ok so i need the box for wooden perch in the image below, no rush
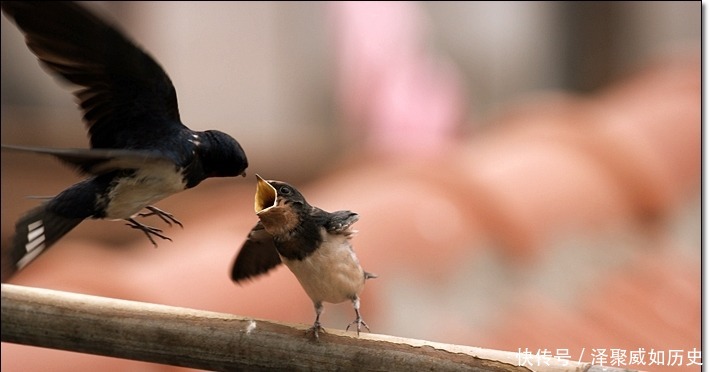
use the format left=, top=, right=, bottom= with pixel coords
left=2, top=284, right=632, bottom=371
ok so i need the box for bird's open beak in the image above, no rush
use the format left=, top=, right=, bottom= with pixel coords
left=254, top=174, right=277, bottom=214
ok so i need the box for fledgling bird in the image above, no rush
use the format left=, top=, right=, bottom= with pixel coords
left=1, top=1, right=249, bottom=282
left=232, top=175, right=377, bottom=340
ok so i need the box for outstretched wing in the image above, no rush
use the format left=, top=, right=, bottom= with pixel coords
left=231, top=222, right=283, bottom=283
left=1, top=1, right=184, bottom=149
left=2, top=144, right=176, bottom=175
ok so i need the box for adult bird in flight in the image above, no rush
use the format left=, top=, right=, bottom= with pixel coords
left=1, top=1, right=249, bottom=281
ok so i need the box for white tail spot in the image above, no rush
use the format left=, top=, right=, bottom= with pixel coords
left=17, top=220, right=47, bottom=269
left=17, top=243, right=45, bottom=270
left=28, top=220, right=43, bottom=230
left=27, top=225, right=45, bottom=244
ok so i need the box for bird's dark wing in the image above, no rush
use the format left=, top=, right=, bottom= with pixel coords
left=231, top=222, right=283, bottom=283
left=2, top=203, right=83, bottom=282
left=1, top=1, right=183, bottom=149
left=1, top=144, right=176, bottom=175
left=324, top=210, right=359, bottom=234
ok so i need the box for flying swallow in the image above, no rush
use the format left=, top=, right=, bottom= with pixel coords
left=1, top=1, right=249, bottom=281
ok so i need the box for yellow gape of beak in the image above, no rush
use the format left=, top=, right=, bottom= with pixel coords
left=254, top=174, right=277, bottom=214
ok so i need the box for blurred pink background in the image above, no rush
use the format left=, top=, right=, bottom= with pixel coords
left=1, top=2, right=700, bottom=371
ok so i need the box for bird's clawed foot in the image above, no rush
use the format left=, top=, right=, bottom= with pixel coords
left=139, top=206, right=183, bottom=228
left=125, top=218, right=172, bottom=247
left=345, top=316, right=371, bottom=336
left=306, top=321, right=326, bottom=340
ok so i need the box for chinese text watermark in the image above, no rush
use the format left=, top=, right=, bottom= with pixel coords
left=517, top=347, right=702, bottom=368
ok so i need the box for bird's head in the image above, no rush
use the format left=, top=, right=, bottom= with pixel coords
left=254, top=174, right=306, bottom=236
left=198, top=130, right=248, bottom=178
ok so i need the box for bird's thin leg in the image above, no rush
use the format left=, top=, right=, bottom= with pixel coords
left=306, top=302, right=325, bottom=340
left=345, top=297, right=370, bottom=336
left=138, top=206, right=183, bottom=228
left=125, top=218, right=172, bottom=247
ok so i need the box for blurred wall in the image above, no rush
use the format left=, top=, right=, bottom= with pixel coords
left=1, top=1, right=699, bottom=178
left=0, top=2, right=700, bottom=371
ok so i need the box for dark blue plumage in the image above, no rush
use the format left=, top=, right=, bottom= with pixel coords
left=1, top=2, right=248, bottom=281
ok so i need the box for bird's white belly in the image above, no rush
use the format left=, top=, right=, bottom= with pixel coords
left=282, top=232, right=365, bottom=304
left=104, top=166, right=186, bottom=219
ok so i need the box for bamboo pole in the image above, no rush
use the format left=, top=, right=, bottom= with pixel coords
left=1, top=284, right=631, bottom=371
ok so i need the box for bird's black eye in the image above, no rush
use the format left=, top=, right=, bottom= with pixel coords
left=279, top=186, right=291, bottom=195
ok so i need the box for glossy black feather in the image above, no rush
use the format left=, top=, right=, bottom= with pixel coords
left=231, top=222, right=283, bottom=283
left=1, top=1, right=181, bottom=149
left=1, top=175, right=106, bottom=282
left=1, top=144, right=175, bottom=175
left=1, top=2, right=248, bottom=281
left=2, top=204, right=84, bottom=282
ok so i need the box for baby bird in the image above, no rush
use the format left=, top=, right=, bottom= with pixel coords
left=232, top=175, right=376, bottom=339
